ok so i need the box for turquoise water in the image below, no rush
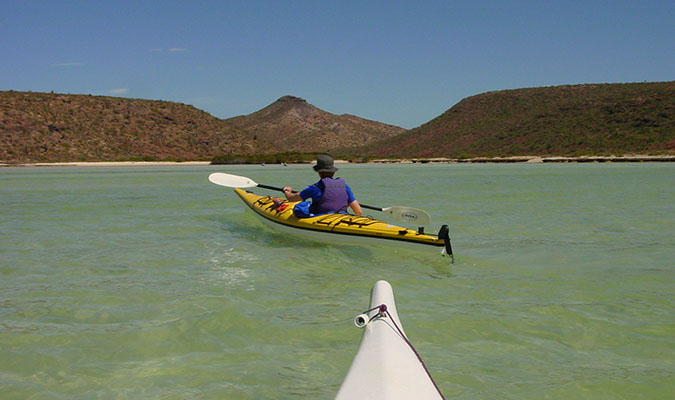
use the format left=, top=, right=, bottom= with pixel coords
left=1, top=163, right=673, bottom=399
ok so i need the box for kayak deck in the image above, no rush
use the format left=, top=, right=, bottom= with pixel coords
left=234, top=188, right=453, bottom=256
left=335, top=280, right=444, bottom=399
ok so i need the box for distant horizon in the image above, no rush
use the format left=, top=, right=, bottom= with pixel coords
left=3, top=1, right=673, bottom=128
left=5, top=78, right=672, bottom=129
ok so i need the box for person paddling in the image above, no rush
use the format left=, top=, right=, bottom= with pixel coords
left=282, top=155, right=362, bottom=216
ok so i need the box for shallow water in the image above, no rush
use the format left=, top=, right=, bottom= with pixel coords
left=1, top=163, right=673, bottom=399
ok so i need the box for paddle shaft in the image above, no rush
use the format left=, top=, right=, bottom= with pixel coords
left=208, top=173, right=429, bottom=223
left=256, top=183, right=382, bottom=211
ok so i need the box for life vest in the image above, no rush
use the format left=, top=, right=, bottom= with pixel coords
left=310, top=177, right=349, bottom=214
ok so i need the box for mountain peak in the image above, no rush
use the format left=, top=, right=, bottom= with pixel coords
left=262, top=95, right=314, bottom=114
left=225, top=96, right=405, bottom=153
left=275, top=95, right=308, bottom=104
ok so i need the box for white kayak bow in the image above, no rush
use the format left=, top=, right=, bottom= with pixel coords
left=208, top=172, right=432, bottom=226
left=336, top=280, right=445, bottom=399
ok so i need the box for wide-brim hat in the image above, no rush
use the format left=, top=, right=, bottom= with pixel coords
left=313, top=155, right=338, bottom=172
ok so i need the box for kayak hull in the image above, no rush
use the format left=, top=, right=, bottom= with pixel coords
left=233, top=188, right=452, bottom=256
left=335, top=280, right=444, bottom=400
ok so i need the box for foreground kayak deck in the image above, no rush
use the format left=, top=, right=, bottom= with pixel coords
left=234, top=188, right=452, bottom=257
left=336, top=280, right=444, bottom=399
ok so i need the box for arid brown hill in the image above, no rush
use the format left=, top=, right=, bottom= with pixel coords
left=0, top=91, right=264, bottom=163
left=362, top=82, right=674, bottom=158
left=224, top=96, right=405, bottom=154
left=1, top=92, right=403, bottom=163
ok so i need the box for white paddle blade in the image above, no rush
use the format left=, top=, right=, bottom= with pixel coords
left=208, top=172, right=258, bottom=188
left=383, top=206, right=432, bottom=226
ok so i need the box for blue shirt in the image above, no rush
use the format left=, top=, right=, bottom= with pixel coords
left=299, top=179, right=356, bottom=204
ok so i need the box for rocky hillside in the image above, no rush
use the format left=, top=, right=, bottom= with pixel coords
left=0, top=91, right=264, bottom=163
left=3, top=82, right=673, bottom=163
left=359, top=82, right=675, bottom=158
left=0, top=92, right=403, bottom=163
left=224, top=96, right=405, bottom=154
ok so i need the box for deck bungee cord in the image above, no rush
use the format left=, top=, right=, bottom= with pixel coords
left=336, top=280, right=445, bottom=399
left=354, top=304, right=446, bottom=400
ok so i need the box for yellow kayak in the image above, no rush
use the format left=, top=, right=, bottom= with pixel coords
left=234, top=188, right=452, bottom=256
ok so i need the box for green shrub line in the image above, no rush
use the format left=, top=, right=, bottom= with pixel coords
left=211, top=152, right=322, bottom=165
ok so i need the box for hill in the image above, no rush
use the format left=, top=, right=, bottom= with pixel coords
left=0, top=91, right=264, bottom=163
left=2, top=83, right=674, bottom=164
left=358, top=82, right=674, bottom=158
left=224, top=95, right=405, bottom=154
left=0, top=92, right=403, bottom=164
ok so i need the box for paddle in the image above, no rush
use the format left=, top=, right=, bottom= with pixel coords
left=208, top=172, right=432, bottom=225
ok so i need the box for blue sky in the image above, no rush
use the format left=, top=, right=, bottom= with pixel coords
left=2, top=1, right=673, bottom=129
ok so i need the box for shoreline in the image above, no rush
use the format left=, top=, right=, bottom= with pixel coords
left=0, top=161, right=213, bottom=168
left=368, top=155, right=675, bottom=164
left=2, top=155, right=674, bottom=168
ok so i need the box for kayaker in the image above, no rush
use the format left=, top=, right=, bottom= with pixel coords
left=282, top=155, right=363, bottom=216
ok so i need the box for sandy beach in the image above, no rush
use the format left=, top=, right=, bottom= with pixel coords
left=2, top=155, right=674, bottom=168
left=368, top=155, right=675, bottom=164
left=1, top=161, right=213, bottom=167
